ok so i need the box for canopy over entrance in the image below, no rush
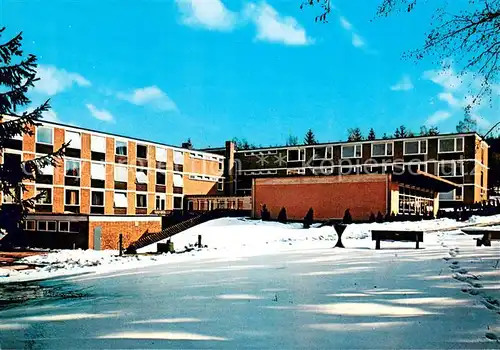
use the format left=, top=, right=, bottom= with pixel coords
left=392, top=170, right=459, bottom=193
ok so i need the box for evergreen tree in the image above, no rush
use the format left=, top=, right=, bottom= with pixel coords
left=286, top=134, right=299, bottom=146
left=367, top=128, right=376, bottom=140
left=304, top=129, right=318, bottom=145
left=347, top=128, right=363, bottom=142
left=456, top=114, right=478, bottom=133
left=394, top=125, right=412, bottom=138
left=0, top=28, right=66, bottom=246
left=382, top=133, right=389, bottom=140
left=420, top=126, right=440, bottom=136
left=232, top=137, right=255, bottom=150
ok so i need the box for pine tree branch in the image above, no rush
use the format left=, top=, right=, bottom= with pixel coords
left=0, top=100, right=50, bottom=144
left=0, top=28, right=23, bottom=65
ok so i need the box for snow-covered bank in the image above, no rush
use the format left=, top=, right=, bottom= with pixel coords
left=1, top=215, right=500, bottom=284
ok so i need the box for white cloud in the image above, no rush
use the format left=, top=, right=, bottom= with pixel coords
left=337, top=15, right=367, bottom=50
left=42, top=110, right=60, bottom=123
left=117, top=86, right=177, bottom=111
left=245, top=2, right=312, bottom=46
left=351, top=33, right=365, bottom=48
left=86, top=104, right=114, bottom=122
left=438, top=92, right=461, bottom=108
left=390, top=75, right=413, bottom=91
left=422, top=67, right=463, bottom=91
left=423, top=63, right=499, bottom=131
left=175, top=0, right=237, bottom=31
left=34, top=65, right=91, bottom=96
left=339, top=16, right=352, bottom=30
left=425, top=110, right=451, bottom=126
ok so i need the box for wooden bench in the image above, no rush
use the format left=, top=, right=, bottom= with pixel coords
left=461, top=228, right=500, bottom=247
left=371, top=230, right=423, bottom=250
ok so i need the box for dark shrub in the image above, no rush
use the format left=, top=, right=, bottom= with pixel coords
left=343, top=209, right=353, bottom=224
left=261, top=205, right=271, bottom=221
left=369, top=212, right=376, bottom=223
left=303, top=207, right=314, bottom=229
left=277, top=207, right=287, bottom=223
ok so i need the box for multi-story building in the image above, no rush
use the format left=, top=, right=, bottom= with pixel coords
left=210, top=132, right=489, bottom=207
left=0, top=117, right=225, bottom=249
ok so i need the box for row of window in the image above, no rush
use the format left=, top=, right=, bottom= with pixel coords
left=19, top=187, right=178, bottom=210
left=24, top=220, right=80, bottom=233
left=34, top=126, right=199, bottom=164
left=278, top=137, right=465, bottom=162
left=32, top=158, right=180, bottom=187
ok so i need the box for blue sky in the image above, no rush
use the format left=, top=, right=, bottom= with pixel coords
left=1, top=0, right=498, bottom=148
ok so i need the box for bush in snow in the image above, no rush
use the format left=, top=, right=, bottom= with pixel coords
left=261, top=205, right=271, bottom=221
left=343, top=209, right=353, bottom=224
left=376, top=211, right=384, bottom=223
left=369, top=212, right=375, bottom=223
left=303, top=208, right=314, bottom=229
left=277, top=207, right=287, bottom=224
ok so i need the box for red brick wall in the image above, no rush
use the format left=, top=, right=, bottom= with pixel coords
left=253, top=174, right=389, bottom=221
left=88, top=218, right=161, bottom=250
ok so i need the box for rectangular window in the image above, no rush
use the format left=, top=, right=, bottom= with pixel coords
left=115, top=140, right=128, bottom=156
left=219, top=161, right=223, bottom=171
left=439, top=190, right=455, bottom=201
left=39, top=162, right=54, bottom=176
left=37, top=221, right=47, bottom=231
left=65, top=131, right=81, bottom=149
left=137, top=144, right=148, bottom=159
left=287, top=148, right=305, bottom=161
left=155, top=194, right=166, bottom=211
left=156, top=147, right=167, bottom=161
left=372, top=143, right=393, bottom=157
left=313, top=147, right=333, bottom=160
left=135, top=168, right=148, bottom=183
left=47, top=221, right=56, bottom=232
left=36, top=187, right=52, bottom=204
left=136, top=193, right=147, bottom=208
left=286, top=168, right=306, bottom=175
left=404, top=140, right=427, bottom=155
left=439, top=162, right=463, bottom=177
left=24, top=220, right=35, bottom=231
left=65, top=160, right=80, bottom=177
left=2, top=191, right=15, bottom=203
left=38, top=221, right=56, bottom=232
left=173, top=173, right=183, bottom=187
left=91, top=163, right=106, bottom=180
left=156, top=171, right=166, bottom=185
left=91, top=191, right=104, bottom=206
left=114, top=192, right=127, bottom=208
left=91, top=135, right=106, bottom=152
left=36, top=127, right=53, bottom=144
left=341, top=145, right=362, bottom=158
left=173, top=151, right=184, bottom=165
left=114, top=166, right=128, bottom=182
left=217, top=178, right=224, bottom=191
left=65, top=189, right=80, bottom=205
left=173, top=196, right=183, bottom=210
left=439, top=137, right=464, bottom=153
left=59, top=221, right=70, bottom=232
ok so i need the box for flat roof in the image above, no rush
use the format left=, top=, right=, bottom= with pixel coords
left=202, top=132, right=484, bottom=153
left=2, top=115, right=224, bottom=159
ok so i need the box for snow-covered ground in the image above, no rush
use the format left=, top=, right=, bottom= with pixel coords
left=0, top=217, right=498, bottom=348
left=1, top=215, right=500, bottom=284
